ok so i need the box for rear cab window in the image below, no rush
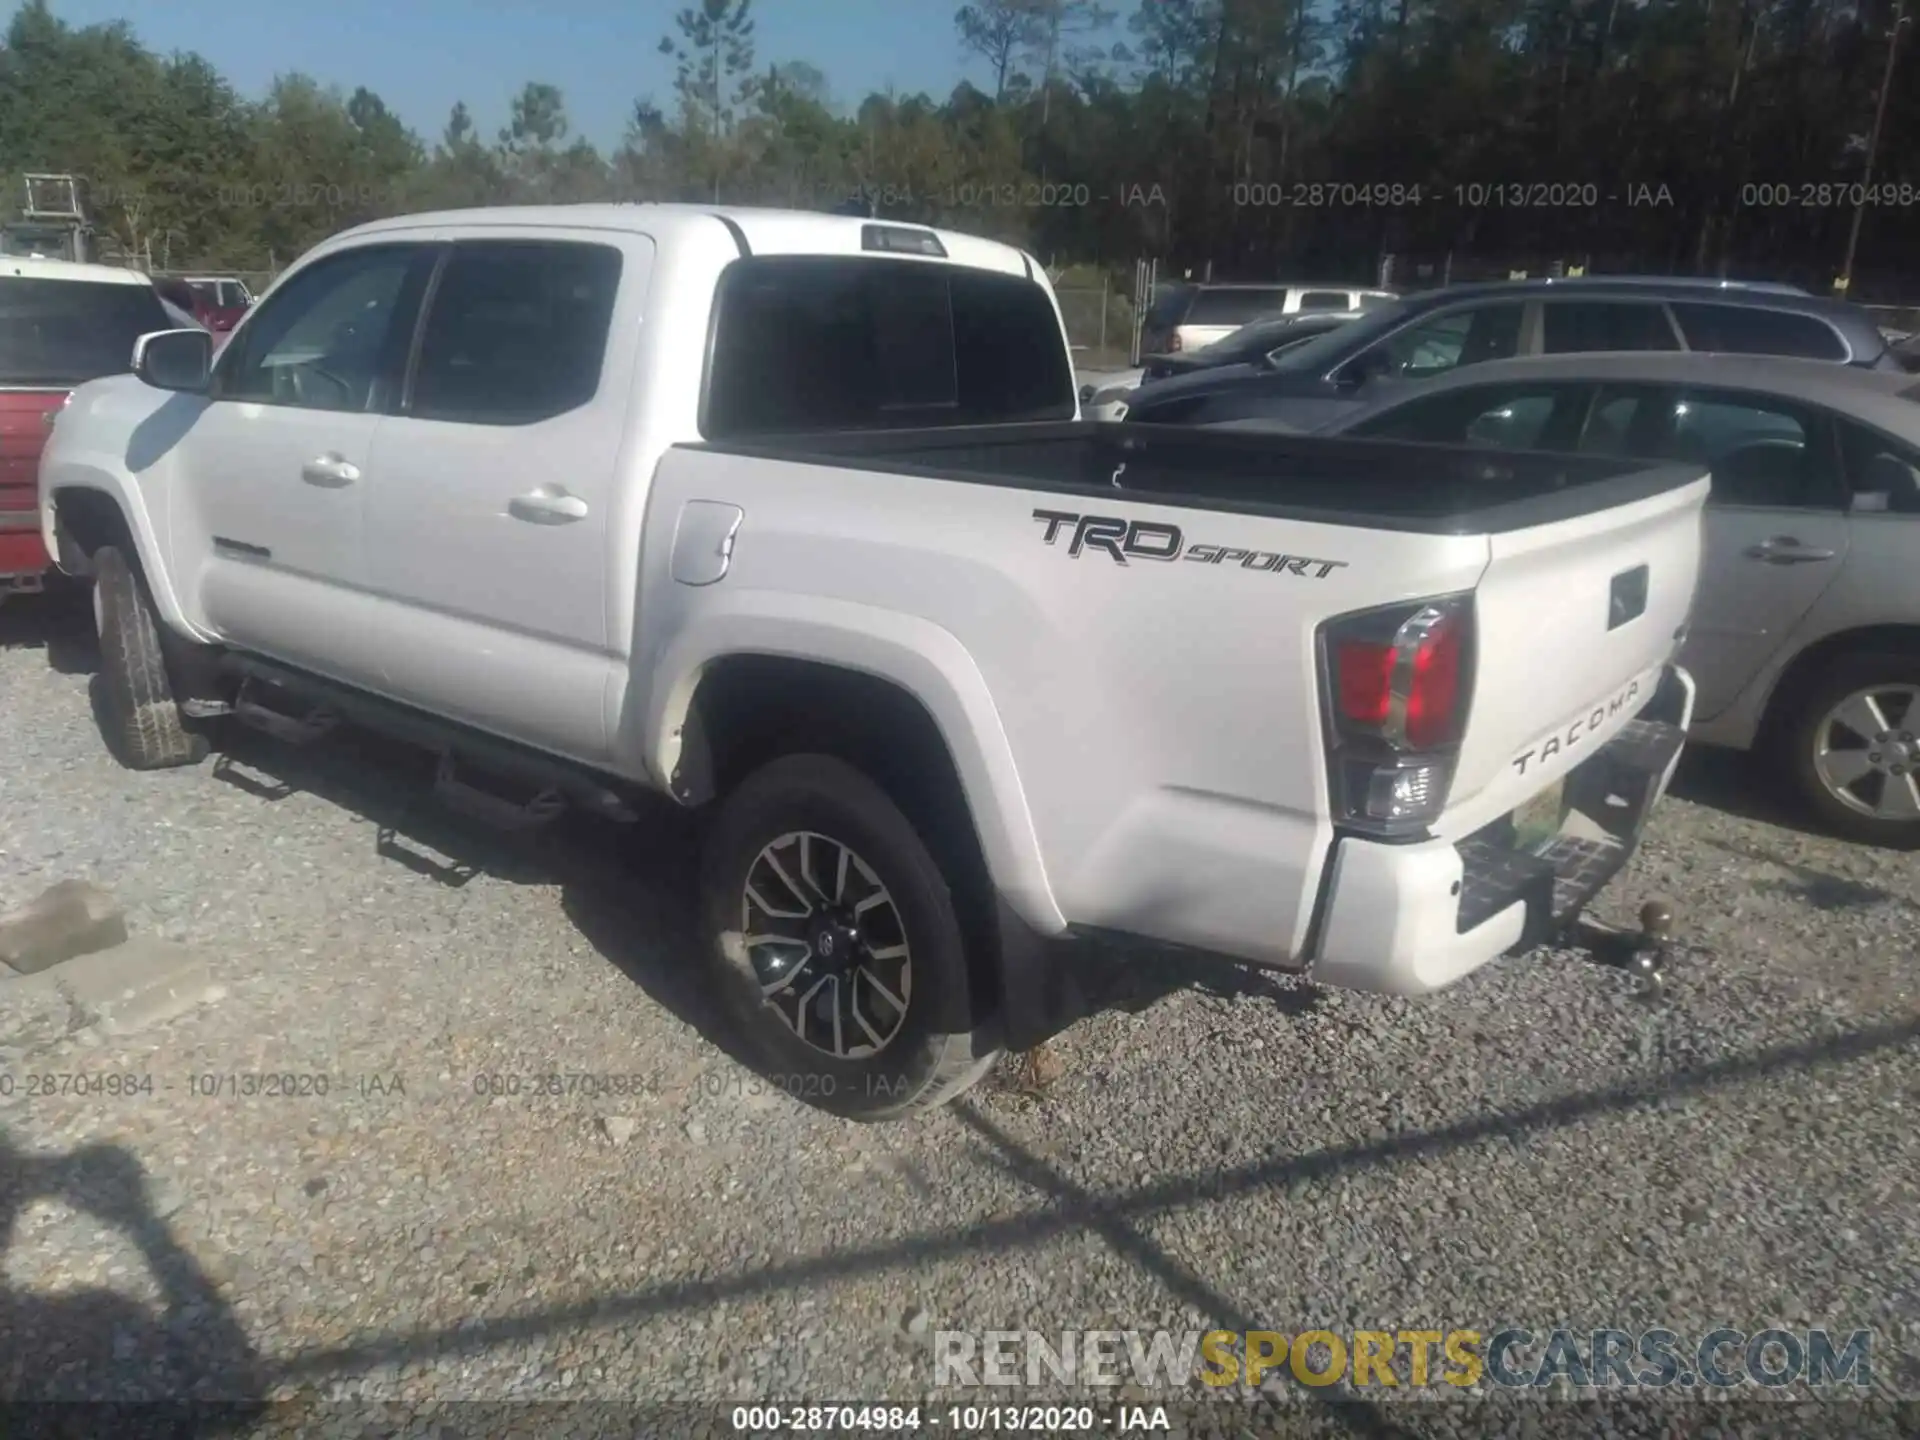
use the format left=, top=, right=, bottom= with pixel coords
left=1669, top=303, right=1849, bottom=361
left=1295, top=290, right=1354, bottom=311
left=0, top=274, right=171, bottom=387
left=1540, top=301, right=1679, bottom=354
left=702, top=256, right=1075, bottom=437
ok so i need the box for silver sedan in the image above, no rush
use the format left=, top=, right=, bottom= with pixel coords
left=1248, top=352, right=1920, bottom=846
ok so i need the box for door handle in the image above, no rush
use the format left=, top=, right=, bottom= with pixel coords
left=301, top=455, right=360, bottom=487
left=508, top=488, right=589, bottom=524
left=1743, top=535, right=1836, bottom=564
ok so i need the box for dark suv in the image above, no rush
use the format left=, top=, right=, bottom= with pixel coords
left=1122, top=277, right=1898, bottom=429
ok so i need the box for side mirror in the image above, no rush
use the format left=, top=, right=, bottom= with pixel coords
left=133, top=328, right=214, bottom=394
left=1080, top=383, right=1096, bottom=404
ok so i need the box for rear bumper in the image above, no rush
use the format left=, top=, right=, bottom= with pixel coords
left=1310, top=664, right=1695, bottom=996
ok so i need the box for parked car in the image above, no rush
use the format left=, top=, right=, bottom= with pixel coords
left=1284, top=351, right=1920, bottom=846
left=42, top=204, right=1705, bottom=1117
left=1122, top=277, right=1902, bottom=430
left=1139, top=282, right=1394, bottom=355
left=0, top=255, right=173, bottom=602
left=1081, top=312, right=1364, bottom=420
left=180, top=275, right=253, bottom=333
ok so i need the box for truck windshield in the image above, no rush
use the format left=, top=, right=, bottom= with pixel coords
left=0, top=276, right=172, bottom=387
left=702, top=256, right=1077, bottom=437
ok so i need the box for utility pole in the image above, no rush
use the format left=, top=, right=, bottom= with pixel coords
left=1836, top=0, right=1910, bottom=296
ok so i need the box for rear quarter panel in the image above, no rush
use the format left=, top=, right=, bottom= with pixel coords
left=632, top=447, right=1490, bottom=960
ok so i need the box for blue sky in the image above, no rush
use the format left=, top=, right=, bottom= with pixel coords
left=46, top=0, right=1009, bottom=151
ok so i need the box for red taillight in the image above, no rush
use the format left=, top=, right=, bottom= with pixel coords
left=1404, top=613, right=1463, bottom=749
left=1320, top=597, right=1474, bottom=835
left=1335, top=639, right=1393, bottom=726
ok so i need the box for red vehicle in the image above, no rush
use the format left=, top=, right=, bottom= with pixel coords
left=178, top=275, right=253, bottom=333
left=1, top=256, right=174, bottom=598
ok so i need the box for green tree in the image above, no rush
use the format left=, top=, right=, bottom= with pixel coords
left=659, top=0, right=757, bottom=199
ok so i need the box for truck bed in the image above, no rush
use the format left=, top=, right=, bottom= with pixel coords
left=691, top=420, right=1702, bottom=536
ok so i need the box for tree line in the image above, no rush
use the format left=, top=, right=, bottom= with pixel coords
left=2, top=0, right=1916, bottom=298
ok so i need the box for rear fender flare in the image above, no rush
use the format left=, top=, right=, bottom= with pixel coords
left=636, top=592, right=1066, bottom=936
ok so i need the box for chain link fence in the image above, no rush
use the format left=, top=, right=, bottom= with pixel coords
left=1053, top=284, right=1139, bottom=373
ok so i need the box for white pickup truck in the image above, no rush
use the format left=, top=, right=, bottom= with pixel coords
left=40, top=205, right=1706, bottom=1119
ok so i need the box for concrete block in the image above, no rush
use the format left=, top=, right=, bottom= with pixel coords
left=4, top=938, right=222, bottom=1037
left=0, top=879, right=128, bottom=976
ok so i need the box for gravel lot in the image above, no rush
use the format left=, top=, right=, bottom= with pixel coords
left=2, top=591, right=1917, bottom=1438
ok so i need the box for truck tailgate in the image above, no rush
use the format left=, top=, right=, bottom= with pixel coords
left=1441, top=468, right=1708, bottom=837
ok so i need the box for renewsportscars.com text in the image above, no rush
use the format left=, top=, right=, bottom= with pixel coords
left=933, top=1327, right=1874, bottom=1391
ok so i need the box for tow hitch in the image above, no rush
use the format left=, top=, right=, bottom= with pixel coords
left=1568, top=899, right=1675, bottom=999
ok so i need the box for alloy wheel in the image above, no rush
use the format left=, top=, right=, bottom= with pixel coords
left=738, top=830, right=913, bottom=1059
left=1811, top=683, right=1920, bottom=822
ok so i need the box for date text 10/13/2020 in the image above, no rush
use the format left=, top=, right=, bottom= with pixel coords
left=729, top=1405, right=1173, bottom=1433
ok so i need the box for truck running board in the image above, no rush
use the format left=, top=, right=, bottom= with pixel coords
left=432, top=754, right=567, bottom=832
left=231, top=678, right=339, bottom=745
left=216, top=655, right=643, bottom=828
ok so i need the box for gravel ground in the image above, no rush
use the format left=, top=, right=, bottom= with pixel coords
left=1, top=591, right=1917, bottom=1439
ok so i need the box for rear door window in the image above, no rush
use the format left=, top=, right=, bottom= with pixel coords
left=703, top=256, right=1075, bottom=437
left=1574, top=385, right=1674, bottom=456
left=1836, top=419, right=1920, bottom=513
left=1652, top=391, right=1842, bottom=507
left=408, top=240, right=623, bottom=425
left=1669, top=303, right=1849, bottom=361
left=1185, top=288, right=1289, bottom=326
left=0, top=277, right=172, bottom=387
left=1540, top=301, right=1679, bottom=354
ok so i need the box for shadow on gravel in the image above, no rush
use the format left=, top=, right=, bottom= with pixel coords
left=260, top=1014, right=1920, bottom=1426
left=0, top=587, right=97, bottom=676
left=192, top=718, right=1328, bottom=1073
left=1663, top=745, right=1857, bottom=847
left=1701, top=836, right=1920, bottom=915
left=0, top=1129, right=263, bottom=1435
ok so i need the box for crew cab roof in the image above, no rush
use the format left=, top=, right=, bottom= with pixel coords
left=329, top=203, right=1037, bottom=279
left=1, top=256, right=152, bottom=286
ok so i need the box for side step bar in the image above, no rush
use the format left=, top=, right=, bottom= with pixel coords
left=232, top=677, right=338, bottom=745
left=217, top=656, right=641, bottom=829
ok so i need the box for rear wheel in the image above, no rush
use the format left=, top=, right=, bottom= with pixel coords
left=1781, top=653, right=1920, bottom=849
left=698, top=754, right=1001, bottom=1121
left=92, top=544, right=209, bottom=770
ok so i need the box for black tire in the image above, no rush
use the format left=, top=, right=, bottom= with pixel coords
left=93, top=544, right=209, bottom=770
left=1778, top=651, right=1920, bottom=850
left=698, top=753, right=1002, bottom=1121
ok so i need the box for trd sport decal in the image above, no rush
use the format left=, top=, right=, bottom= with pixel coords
left=1031, top=509, right=1348, bottom=579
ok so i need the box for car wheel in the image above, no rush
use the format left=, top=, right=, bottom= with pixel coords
left=1782, top=653, right=1920, bottom=849
left=92, top=544, right=209, bottom=771
left=699, top=753, right=1002, bottom=1121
